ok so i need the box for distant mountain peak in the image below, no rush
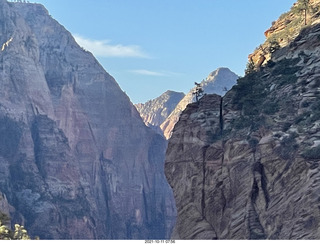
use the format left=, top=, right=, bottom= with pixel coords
left=206, top=67, right=231, bottom=79
left=198, top=67, right=239, bottom=96
left=135, top=91, right=185, bottom=136
left=160, top=67, right=239, bottom=139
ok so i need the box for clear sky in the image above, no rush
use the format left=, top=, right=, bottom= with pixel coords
left=29, top=0, right=296, bottom=104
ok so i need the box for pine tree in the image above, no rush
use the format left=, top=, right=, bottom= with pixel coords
left=245, top=58, right=256, bottom=75
left=193, top=82, right=204, bottom=103
left=292, top=0, right=311, bottom=25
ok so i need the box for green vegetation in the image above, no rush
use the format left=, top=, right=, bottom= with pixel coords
left=192, top=82, right=204, bottom=103
left=294, top=111, right=312, bottom=125
left=267, top=17, right=302, bottom=46
left=245, top=59, right=256, bottom=75
left=292, top=0, right=312, bottom=26
left=233, top=58, right=299, bottom=121
left=234, top=58, right=299, bottom=116
left=294, top=100, right=320, bottom=126
left=267, top=60, right=276, bottom=68
left=272, top=58, right=299, bottom=86
left=311, top=79, right=320, bottom=88
left=248, top=137, right=259, bottom=149
left=233, top=72, right=267, bottom=115
left=282, top=122, right=292, bottom=132
left=302, top=145, right=320, bottom=159
left=268, top=39, right=280, bottom=54
left=0, top=211, right=35, bottom=240
left=301, top=100, right=311, bottom=108
left=263, top=101, right=280, bottom=115
left=277, top=132, right=299, bottom=160
left=272, top=58, right=300, bottom=75
left=231, top=114, right=267, bottom=132
left=230, top=55, right=303, bottom=136
left=266, top=0, right=320, bottom=50
left=232, top=116, right=253, bottom=130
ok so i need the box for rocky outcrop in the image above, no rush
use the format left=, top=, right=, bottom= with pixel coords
left=161, top=68, right=238, bottom=139
left=0, top=192, right=11, bottom=225
left=135, top=90, right=185, bottom=136
left=249, top=0, right=320, bottom=68
left=0, top=1, right=175, bottom=239
left=165, top=17, right=320, bottom=240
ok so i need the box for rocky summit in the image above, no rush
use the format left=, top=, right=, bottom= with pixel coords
left=161, top=68, right=238, bottom=139
left=165, top=0, right=320, bottom=240
left=135, top=90, right=185, bottom=136
left=0, top=0, right=175, bottom=239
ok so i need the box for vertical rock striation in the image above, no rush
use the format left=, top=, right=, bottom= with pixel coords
left=0, top=1, right=175, bottom=239
left=165, top=21, right=320, bottom=240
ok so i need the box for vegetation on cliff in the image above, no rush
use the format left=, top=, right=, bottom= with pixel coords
left=0, top=211, right=35, bottom=240
left=249, top=0, right=320, bottom=69
left=165, top=1, right=320, bottom=239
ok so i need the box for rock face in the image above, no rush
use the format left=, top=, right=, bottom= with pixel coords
left=0, top=191, right=11, bottom=226
left=161, top=68, right=238, bottom=139
left=135, top=90, right=185, bottom=136
left=0, top=1, right=175, bottom=239
left=165, top=18, right=320, bottom=239
left=249, top=0, right=320, bottom=68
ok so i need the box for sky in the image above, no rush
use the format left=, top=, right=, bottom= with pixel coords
left=29, top=0, right=297, bottom=104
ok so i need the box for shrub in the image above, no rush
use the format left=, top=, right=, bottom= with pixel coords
left=267, top=60, right=276, bottom=68
left=232, top=72, right=267, bottom=115
left=248, top=137, right=259, bottom=149
left=268, top=39, right=280, bottom=53
left=301, top=100, right=311, bottom=108
left=295, top=111, right=311, bottom=124
left=273, top=58, right=300, bottom=74
left=308, top=112, right=320, bottom=123
left=277, top=133, right=299, bottom=159
left=310, top=100, right=320, bottom=111
left=311, top=79, right=320, bottom=88
left=0, top=212, right=36, bottom=240
left=282, top=122, right=292, bottom=132
left=245, top=59, right=256, bottom=75
left=263, top=101, right=280, bottom=115
left=270, top=58, right=300, bottom=86
left=232, top=116, right=253, bottom=130
left=302, top=145, right=320, bottom=159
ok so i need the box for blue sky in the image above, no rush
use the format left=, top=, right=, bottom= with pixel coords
left=30, top=0, right=296, bottom=103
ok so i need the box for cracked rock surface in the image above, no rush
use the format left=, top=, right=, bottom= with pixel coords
left=165, top=23, right=320, bottom=239
left=0, top=0, right=175, bottom=239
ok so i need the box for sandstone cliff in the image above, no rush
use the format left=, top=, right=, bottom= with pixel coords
left=0, top=0, right=175, bottom=239
left=165, top=6, right=320, bottom=240
left=249, top=0, right=320, bottom=68
left=161, top=68, right=238, bottom=139
left=135, top=90, right=185, bottom=136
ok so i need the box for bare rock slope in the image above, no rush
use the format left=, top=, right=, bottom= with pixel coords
left=0, top=0, right=175, bottom=239
left=135, top=90, right=185, bottom=136
left=165, top=8, right=320, bottom=240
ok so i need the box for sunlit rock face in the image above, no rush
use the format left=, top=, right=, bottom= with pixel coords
left=0, top=0, right=175, bottom=239
left=135, top=90, right=185, bottom=136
